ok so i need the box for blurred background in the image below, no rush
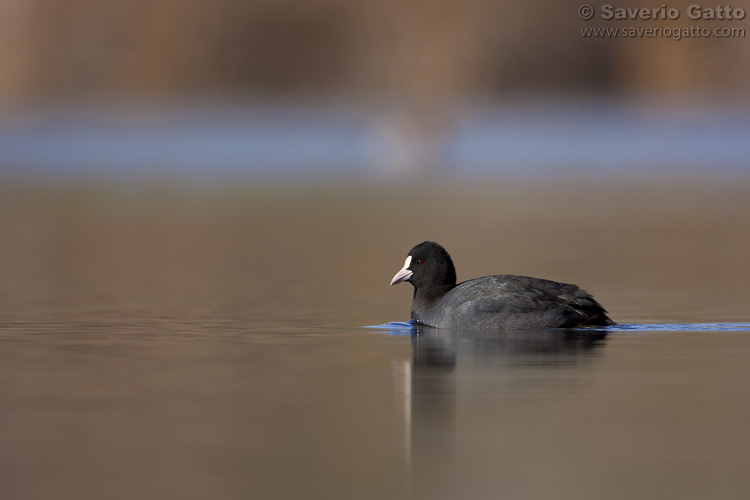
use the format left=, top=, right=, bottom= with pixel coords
left=0, top=0, right=748, bottom=179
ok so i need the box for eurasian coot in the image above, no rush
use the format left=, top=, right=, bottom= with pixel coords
left=390, top=241, right=614, bottom=329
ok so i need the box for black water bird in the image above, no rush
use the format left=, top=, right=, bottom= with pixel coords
left=390, top=241, right=614, bottom=329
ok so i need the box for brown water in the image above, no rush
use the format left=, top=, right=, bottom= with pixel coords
left=1, top=181, right=750, bottom=500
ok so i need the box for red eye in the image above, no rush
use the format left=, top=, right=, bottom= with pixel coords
left=417, top=259, right=424, bottom=264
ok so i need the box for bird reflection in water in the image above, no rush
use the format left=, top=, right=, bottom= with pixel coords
left=412, top=327, right=607, bottom=367
left=393, top=327, right=607, bottom=497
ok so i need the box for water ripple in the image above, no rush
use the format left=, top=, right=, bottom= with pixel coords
left=364, top=321, right=750, bottom=334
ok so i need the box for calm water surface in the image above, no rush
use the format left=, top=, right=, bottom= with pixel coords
left=1, top=182, right=749, bottom=500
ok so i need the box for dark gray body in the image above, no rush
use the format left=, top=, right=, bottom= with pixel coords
left=411, top=275, right=613, bottom=330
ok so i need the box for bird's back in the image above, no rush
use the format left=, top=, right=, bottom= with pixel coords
left=413, top=275, right=613, bottom=330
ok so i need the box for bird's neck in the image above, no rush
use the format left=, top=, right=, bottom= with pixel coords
left=413, top=283, right=453, bottom=305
